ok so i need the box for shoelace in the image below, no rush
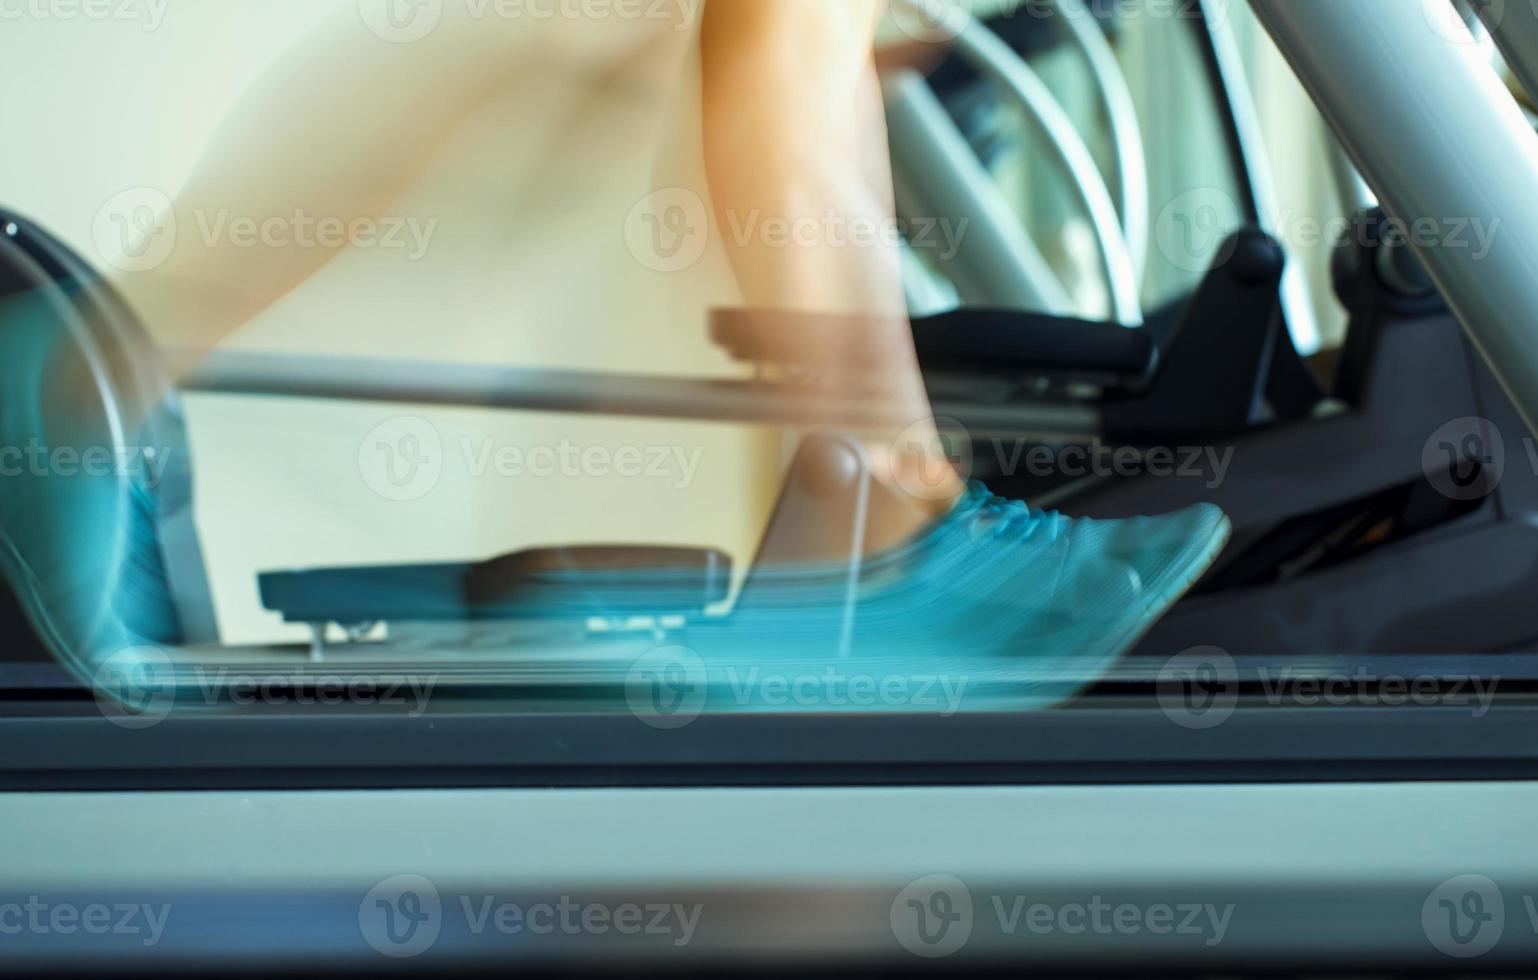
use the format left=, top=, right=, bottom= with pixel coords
left=966, top=486, right=1067, bottom=547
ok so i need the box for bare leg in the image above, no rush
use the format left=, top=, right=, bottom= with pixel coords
left=114, top=6, right=665, bottom=357
left=701, top=0, right=966, bottom=549
left=113, top=1, right=962, bottom=550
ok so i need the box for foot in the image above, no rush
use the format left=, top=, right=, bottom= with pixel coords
left=703, top=483, right=1233, bottom=707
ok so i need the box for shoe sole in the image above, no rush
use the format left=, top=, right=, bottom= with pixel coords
left=1044, top=511, right=1236, bottom=708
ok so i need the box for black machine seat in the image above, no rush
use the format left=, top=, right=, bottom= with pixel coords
left=712, top=306, right=1161, bottom=388
left=711, top=228, right=1325, bottom=443
left=912, top=307, right=1163, bottom=381
left=258, top=546, right=733, bottom=628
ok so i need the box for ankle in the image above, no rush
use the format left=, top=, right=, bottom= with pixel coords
left=860, top=469, right=965, bottom=554
left=873, top=444, right=966, bottom=509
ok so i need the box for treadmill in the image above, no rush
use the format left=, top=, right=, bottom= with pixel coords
left=2, top=0, right=1538, bottom=972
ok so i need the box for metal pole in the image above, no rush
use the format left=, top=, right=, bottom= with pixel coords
left=1201, top=0, right=1323, bottom=354
left=1054, top=0, right=1152, bottom=286
left=1473, top=0, right=1538, bottom=108
left=176, top=349, right=1102, bottom=442
left=920, top=0, right=1145, bottom=325
left=1250, top=0, right=1538, bottom=436
left=885, top=71, right=1074, bottom=314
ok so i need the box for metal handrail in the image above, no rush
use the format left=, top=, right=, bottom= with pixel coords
left=1251, top=0, right=1538, bottom=437
left=895, top=0, right=1144, bottom=325
left=1051, top=0, right=1151, bottom=286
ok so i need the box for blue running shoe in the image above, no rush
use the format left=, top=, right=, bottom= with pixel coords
left=681, top=483, right=1233, bottom=710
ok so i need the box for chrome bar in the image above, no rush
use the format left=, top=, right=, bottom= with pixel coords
left=898, top=241, right=960, bottom=317
left=886, top=71, right=1074, bottom=314
left=1201, top=0, right=1322, bottom=354
left=910, top=0, right=1144, bottom=325
left=1251, top=0, right=1538, bottom=435
left=1474, top=0, right=1538, bottom=107
left=1321, top=122, right=1378, bottom=218
left=1054, top=0, right=1151, bottom=286
left=176, top=349, right=1102, bottom=442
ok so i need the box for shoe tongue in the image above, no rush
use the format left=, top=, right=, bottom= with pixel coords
left=953, top=482, right=1005, bottom=520
left=963, top=483, right=1030, bottom=526
left=861, top=484, right=1002, bottom=575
